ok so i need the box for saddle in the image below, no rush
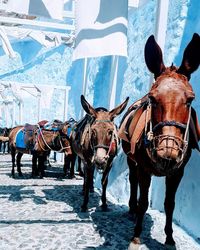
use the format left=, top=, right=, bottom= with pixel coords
left=71, top=114, right=94, bottom=150
left=66, top=118, right=77, bottom=137
left=15, top=124, right=38, bottom=150
left=43, top=120, right=63, bottom=131
left=118, top=95, right=150, bottom=155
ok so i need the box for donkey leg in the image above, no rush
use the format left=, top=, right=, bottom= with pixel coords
left=11, top=148, right=16, bottom=178
left=7, top=142, right=10, bottom=154
left=3, top=142, right=6, bottom=154
left=127, top=157, right=139, bottom=216
left=81, top=167, right=92, bottom=212
left=78, top=157, right=84, bottom=177
left=164, top=168, right=184, bottom=246
left=38, top=155, right=45, bottom=178
left=69, top=153, right=76, bottom=178
left=101, top=166, right=111, bottom=211
left=16, top=152, right=23, bottom=176
left=89, top=166, right=95, bottom=193
left=132, top=168, right=151, bottom=243
left=31, top=153, right=38, bottom=177
left=63, top=154, right=70, bottom=177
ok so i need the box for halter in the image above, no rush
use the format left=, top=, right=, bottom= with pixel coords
left=91, top=119, right=119, bottom=158
left=144, top=99, right=191, bottom=167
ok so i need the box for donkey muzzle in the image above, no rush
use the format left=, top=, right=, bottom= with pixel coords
left=93, top=148, right=108, bottom=170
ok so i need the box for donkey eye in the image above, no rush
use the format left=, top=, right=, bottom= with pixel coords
left=186, top=102, right=191, bottom=107
left=149, top=96, right=157, bottom=106
left=107, top=130, right=113, bottom=137
left=92, top=129, right=97, bottom=137
left=186, top=97, right=194, bottom=107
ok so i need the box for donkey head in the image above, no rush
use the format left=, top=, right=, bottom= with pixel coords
left=144, top=33, right=200, bottom=170
left=81, top=95, right=129, bottom=172
left=58, top=122, right=72, bottom=155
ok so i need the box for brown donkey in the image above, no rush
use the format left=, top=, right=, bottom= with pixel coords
left=9, top=121, right=72, bottom=178
left=119, top=33, right=200, bottom=247
left=72, top=95, right=129, bottom=212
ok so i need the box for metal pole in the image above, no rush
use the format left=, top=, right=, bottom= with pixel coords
left=63, top=86, right=71, bottom=122
left=149, top=0, right=169, bottom=89
left=109, top=56, right=119, bottom=110
left=19, top=102, right=23, bottom=125
left=4, top=102, right=8, bottom=127
left=81, top=58, right=88, bottom=118
left=149, top=0, right=170, bottom=205
left=154, top=0, right=169, bottom=51
left=12, top=101, right=15, bottom=127
left=37, top=94, right=41, bottom=122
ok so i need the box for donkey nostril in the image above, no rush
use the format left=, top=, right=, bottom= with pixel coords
left=104, top=155, right=109, bottom=160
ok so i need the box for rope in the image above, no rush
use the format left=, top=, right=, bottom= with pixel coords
left=37, top=124, right=53, bottom=151
left=37, top=124, right=71, bottom=152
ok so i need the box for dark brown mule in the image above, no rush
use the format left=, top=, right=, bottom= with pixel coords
left=63, top=118, right=84, bottom=178
left=9, top=120, right=72, bottom=178
left=119, top=33, right=200, bottom=247
left=72, top=95, right=129, bottom=212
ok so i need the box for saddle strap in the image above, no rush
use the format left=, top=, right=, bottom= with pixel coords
left=130, top=107, right=151, bottom=154
left=81, top=123, right=91, bottom=146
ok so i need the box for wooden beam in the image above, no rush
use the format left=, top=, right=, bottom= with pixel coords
left=0, top=16, right=74, bottom=31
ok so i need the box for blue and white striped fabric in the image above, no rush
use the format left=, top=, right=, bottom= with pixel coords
left=73, top=0, right=128, bottom=60
left=6, top=0, right=64, bottom=20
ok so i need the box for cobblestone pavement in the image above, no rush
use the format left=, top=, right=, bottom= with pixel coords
left=0, top=154, right=199, bottom=250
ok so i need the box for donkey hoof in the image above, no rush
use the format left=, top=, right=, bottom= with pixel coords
left=39, top=172, right=45, bottom=178
left=128, top=237, right=141, bottom=250
left=67, top=174, right=75, bottom=179
left=81, top=205, right=87, bottom=212
left=101, top=204, right=108, bottom=212
left=18, top=172, right=23, bottom=177
left=165, top=237, right=176, bottom=247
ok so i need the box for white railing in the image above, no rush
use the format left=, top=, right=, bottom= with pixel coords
left=0, top=81, right=71, bottom=127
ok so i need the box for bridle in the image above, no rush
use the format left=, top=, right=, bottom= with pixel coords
left=91, top=119, right=119, bottom=157
left=144, top=98, right=191, bottom=167
left=36, top=124, right=71, bottom=153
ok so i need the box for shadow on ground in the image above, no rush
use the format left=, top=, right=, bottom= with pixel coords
left=0, top=161, right=169, bottom=249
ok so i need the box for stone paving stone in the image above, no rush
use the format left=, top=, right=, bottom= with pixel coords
left=0, top=154, right=199, bottom=250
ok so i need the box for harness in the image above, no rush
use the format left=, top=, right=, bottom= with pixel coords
left=36, top=124, right=71, bottom=153
left=90, top=119, right=119, bottom=157
left=144, top=100, right=191, bottom=166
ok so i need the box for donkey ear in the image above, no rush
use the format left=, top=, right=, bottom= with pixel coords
left=109, top=97, right=129, bottom=120
left=177, top=33, right=200, bottom=80
left=144, top=35, right=166, bottom=79
left=80, top=95, right=97, bottom=117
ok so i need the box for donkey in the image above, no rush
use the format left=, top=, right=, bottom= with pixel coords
left=9, top=120, right=72, bottom=178
left=119, top=33, right=200, bottom=247
left=63, top=118, right=84, bottom=178
left=72, top=95, right=129, bottom=212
